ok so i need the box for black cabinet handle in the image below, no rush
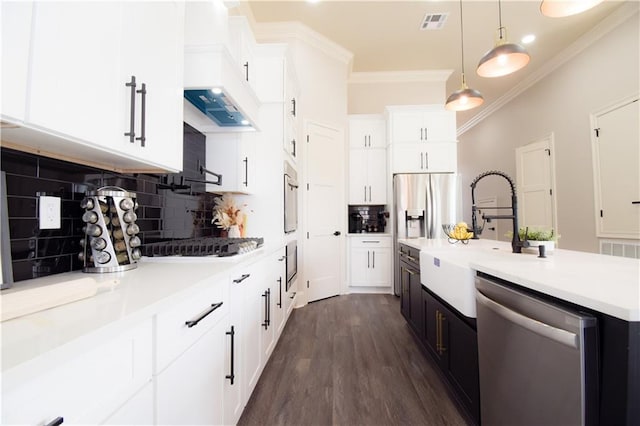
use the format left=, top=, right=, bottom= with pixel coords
left=267, top=288, right=271, bottom=326
left=420, top=152, right=424, bottom=169
left=333, top=231, right=341, bottom=236
left=45, top=417, right=64, bottom=426
left=225, top=326, right=235, bottom=385
left=277, top=277, right=283, bottom=308
left=244, top=61, right=249, bottom=81
left=243, top=157, right=248, bottom=187
left=424, top=152, right=429, bottom=169
left=424, top=127, right=428, bottom=141
left=633, top=201, right=640, bottom=204
left=292, top=139, right=296, bottom=158
left=233, top=273, right=250, bottom=284
left=136, top=83, right=146, bottom=147
left=420, top=127, right=423, bottom=141
left=291, top=98, right=296, bottom=117
left=367, top=251, right=370, bottom=268
left=262, top=290, right=269, bottom=330
left=124, top=76, right=136, bottom=143
left=373, top=250, right=375, bottom=268
left=185, top=302, right=223, bottom=328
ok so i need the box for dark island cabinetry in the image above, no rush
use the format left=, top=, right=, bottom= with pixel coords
left=397, top=243, right=480, bottom=425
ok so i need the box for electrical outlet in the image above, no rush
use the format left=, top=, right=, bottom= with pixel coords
left=39, top=196, right=61, bottom=229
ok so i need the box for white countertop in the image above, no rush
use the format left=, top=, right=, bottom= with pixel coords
left=1, top=244, right=280, bottom=374
left=400, top=238, right=640, bottom=321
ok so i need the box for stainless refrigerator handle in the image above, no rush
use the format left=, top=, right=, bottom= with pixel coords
left=476, top=290, right=578, bottom=348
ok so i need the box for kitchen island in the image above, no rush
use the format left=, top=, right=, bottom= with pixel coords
left=398, top=237, right=640, bottom=425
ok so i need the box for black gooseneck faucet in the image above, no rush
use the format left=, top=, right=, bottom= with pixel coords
left=470, top=170, right=525, bottom=253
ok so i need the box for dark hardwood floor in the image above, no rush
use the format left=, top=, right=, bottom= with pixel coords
left=238, top=294, right=468, bottom=426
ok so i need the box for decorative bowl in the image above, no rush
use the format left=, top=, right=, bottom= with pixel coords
left=442, top=224, right=474, bottom=244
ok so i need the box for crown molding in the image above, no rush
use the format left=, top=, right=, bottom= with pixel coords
left=349, top=70, right=453, bottom=84
left=253, top=21, right=353, bottom=66
left=458, top=1, right=639, bottom=136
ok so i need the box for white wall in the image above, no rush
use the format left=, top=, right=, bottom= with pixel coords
left=348, top=79, right=446, bottom=114
left=458, top=8, right=639, bottom=253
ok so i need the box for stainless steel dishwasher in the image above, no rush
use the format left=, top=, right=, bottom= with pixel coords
left=475, top=274, right=599, bottom=426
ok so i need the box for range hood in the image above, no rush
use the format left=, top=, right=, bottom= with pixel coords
left=183, top=44, right=260, bottom=133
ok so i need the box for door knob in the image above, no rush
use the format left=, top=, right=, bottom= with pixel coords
left=333, top=231, right=341, bottom=236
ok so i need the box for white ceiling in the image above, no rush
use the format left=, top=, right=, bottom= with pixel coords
left=245, top=0, right=627, bottom=125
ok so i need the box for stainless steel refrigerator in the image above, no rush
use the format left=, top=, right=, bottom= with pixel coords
left=393, top=173, right=460, bottom=295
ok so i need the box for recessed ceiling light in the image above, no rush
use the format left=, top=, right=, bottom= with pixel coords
left=241, top=119, right=250, bottom=125
left=211, top=87, right=223, bottom=95
left=521, top=34, right=536, bottom=44
left=306, top=0, right=321, bottom=4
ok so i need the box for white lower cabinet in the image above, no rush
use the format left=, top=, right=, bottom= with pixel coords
left=155, top=320, right=226, bottom=425
left=349, top=236, right=392, bottom=288
left=272, top=249, right=287, bottom=337
left=154, top=277, right=229, bottom=425
left=102, top=381, right=154, bottom=425
left=1, top=319, right=152, bottom=426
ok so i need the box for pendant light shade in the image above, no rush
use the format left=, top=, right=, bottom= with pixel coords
left=445, top=0, right=484, bottom=112
left=476, top=1, right=530, bottom=78
left=540, top=0, right=603, bottom=18
left=445, top=83, right=484, bottom=111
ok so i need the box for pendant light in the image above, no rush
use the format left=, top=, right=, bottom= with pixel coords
left=540, top=0, right=603, bottom=18
left=476, top=0, right=530, bottom=78
left=446, top=0, right=484, bottom=111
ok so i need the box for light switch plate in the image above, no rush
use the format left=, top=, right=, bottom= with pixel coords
left=39, top=196, right=61, bottom=229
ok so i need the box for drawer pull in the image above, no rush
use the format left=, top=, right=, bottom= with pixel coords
left=406, top=255, right=418, bottom=263
left=185, top=302, right=223, bottom=328
left=45, top=417, right=64, bottom=426
left=225, top=326, right=235, bottom=385
left=233, top=274, right=250, bottom=284
left=362, top=240, right=380, bottom=243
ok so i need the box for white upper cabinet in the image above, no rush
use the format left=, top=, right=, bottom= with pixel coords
left=1, top=1, right=184, bottom=173
left=349, top=148, right=387, bottom=205
left=349, top=115, right=386, bottom=148
left=392, top=142, right=457, bottom=174
left=206, top=132, right=256, bottom=194
left=387, top=105, right=456, bottom=143
left=228, top=16, right=257, bottom=91
left=1, top=1, right=33, bottom=123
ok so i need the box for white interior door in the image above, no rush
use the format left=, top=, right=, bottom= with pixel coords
left=516, top=136, right=557, bottom=235
left=592, top=98, right=640, bottom=238
left=305, top=122, right=343, bottom=302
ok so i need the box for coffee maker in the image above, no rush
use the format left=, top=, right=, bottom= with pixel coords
left=349, top=212, right=364, bottom=233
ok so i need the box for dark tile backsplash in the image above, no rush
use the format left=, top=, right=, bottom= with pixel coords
left=1, top=147, right=220, bottom=283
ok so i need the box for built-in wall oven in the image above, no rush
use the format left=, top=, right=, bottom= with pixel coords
left=285, top=240, right=297, bottom=291
left=284, top=162, right=298, bottom=234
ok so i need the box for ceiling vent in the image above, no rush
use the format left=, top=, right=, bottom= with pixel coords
left=420, top=13, right=448, bottom=30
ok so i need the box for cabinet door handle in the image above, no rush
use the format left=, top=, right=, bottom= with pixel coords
left=233, top=273, right=250, bottom=284
left=292, top=139, right=296, bottom=157
left=262, top=290, right=269, bottom=329
left=435, top=311, right=441, bottom=353
left=424, top=152, right=429, bottom=169
left=424, top=127, right=428, bottom=141
left=225, top=326, right=235, bottom=385
left=291, top=98, right=296, bottom=117
left=632, top=201, right=640, bottom=204
left=277, top=277, right=283, bottom=308
left=367, top=251, right=370, bottom=268
left=244, top=61, right=249, bottom=81
left=124, top=76, right=136, bottom=143
left=267, top=288, right=271, bottom=327
left=368, top=186, right=372, bottom=202
left=45, top=417, right=64, bottom=426
left=136, top=83, right=146, bottom=147
left=420, top=127, right=424, bottom=141
left=185, top=302, right=223, bottom=328
left=364, top=135, right=367, bottom=148
left=243, top=157, right=249, bottom=187
left=372, top=250, right=375, bottom=268
left=420, top=152, right=424, bottom=169
left=364, top=186, right=367, bottom=202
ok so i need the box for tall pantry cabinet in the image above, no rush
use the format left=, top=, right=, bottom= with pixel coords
left=348, top=115, right=387, bottom=205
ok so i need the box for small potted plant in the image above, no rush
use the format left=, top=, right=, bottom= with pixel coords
left=518, top=227, right=558, bottom=253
